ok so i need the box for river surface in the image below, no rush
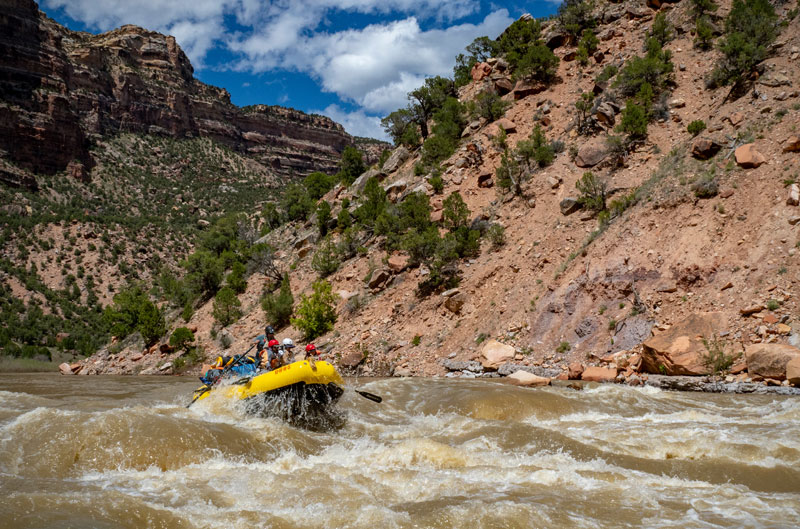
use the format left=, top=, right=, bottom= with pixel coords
left=1, top=374, right=799, bottom=529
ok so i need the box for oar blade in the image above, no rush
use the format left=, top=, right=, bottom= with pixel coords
left=355, top=390, right=382, bottom=403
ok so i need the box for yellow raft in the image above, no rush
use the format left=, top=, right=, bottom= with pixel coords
left=190, top=360, right=345, bottom=425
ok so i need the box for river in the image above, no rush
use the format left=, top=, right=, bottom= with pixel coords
left=1, top=374, right=799, bottom=528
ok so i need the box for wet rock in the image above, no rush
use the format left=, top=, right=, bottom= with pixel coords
left=568, top=362, right=584, bottom=380
left=745, top=343, right=800, bottom=380
left=442, top=359, right=484, bottom=373
left=581, top=366, right=618, bottom=382
left=691, top=137, right=722, bottom=160
left=575, top=138, right=609, bottom=167
left=393, top=366, right=412, bottom=377
left=508, top=370, right=551, bottom=387
left=734, top=143, right=766, bottom=168
left=640, top=312, right=726, bottom=375
left=59, top=362, right=74, bottom=375
left=497, top=364, right=563, bottom=378
left=480, top=340, right=515, bottom=370
left=340, top=350, right=365, bottom=368
left=644, top=374, right=800, bottom=395
left=787, top=357, right=800, bottom=386
left=382, top=146, right=410, bottom=174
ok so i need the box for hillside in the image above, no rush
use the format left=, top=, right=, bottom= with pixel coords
left=3, top=0, right=800, bottom=388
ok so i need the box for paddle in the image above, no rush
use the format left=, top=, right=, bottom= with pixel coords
left=186, top=345, right=256, bottom=408
left=354, top=389, right=382, bottom=403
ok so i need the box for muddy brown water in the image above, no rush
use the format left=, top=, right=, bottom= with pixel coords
left=1, top=374, right=799, bottom=528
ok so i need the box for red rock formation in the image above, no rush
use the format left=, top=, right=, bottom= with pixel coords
left=0, top=0, right=356, bottom=187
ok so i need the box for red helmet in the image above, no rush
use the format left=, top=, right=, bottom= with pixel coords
left=305, top=343, right=317, bottom=352
left=268, top=339, right=280, bottom=347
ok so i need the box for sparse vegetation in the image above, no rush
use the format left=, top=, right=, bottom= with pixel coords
left=701, top=334, right=740, bottom=375
left=291, top=280, right=338, bottom=340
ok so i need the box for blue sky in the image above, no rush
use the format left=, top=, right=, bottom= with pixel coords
left=41, top=0, right=560, bottom=140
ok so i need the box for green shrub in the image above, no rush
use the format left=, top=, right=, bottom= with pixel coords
left=618, top=101, right=649, bottom=139
left=311, top=237, right=341, bottom=277
left=336, top=207, right=352, bottom=231
left=453, top=36, right=498, bottom=87
left=442, top=192, right=470, bottom=231
left=421, top=134, right=457, bottom=168
left=650, top=12, right=672, bottom=46
left=291, top=280, right=338, bottom=340
left=556, top=341, right=571, bottom=353
left=709, top=0, right=777, bottom=87
left=281, top=183, right=314, bottom=222
left=411, top=334, right=421, bottom=346
left=557, top=0, right=596, bottom=38
left=687, top=120, right=707, bottom=136
left=212, top=287, right=242, bottom=327
left=470, top=90, right=511, bottom=122
left=337, top=146, right=366, bottom=185
left=428, top=174, right=444, bottom=194
left=487, top=224, right=506, bottom=249
left=596, top=64, right=618, bottom=84
left=692, top=175, right=719, bottom=198
left=261, top=275, right=294, bottom=329
left=577, top=29, right=599, bottom=66
left=766, top=299, right=780, bottom=311
left=701, top=334, right=739, bottom=375
left=353, top=177, right=387, bottom=228
left=381, top=108, right=421, bottom=147
left=304, top=171, right=336, bottom=200
left=614, top=41, right=673, bottom=98
left=431, top=97, right=467, bottom=142
left=576, top=172, right=608, bottom=213
left=317, top=200, right=332, bottom=236
left=695, top=17, right=715, bottom=50
left=515, top=43, right=560, bottom=82
left=103, top=285, right=166, bottom=345
left=226, top=261, right=247, bottom=294
left=169, top=327, right=195, bottom=351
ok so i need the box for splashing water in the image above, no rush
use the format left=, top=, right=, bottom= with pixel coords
left=1, top=374, right=798, bottom=528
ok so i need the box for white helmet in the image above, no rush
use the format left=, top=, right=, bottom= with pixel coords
left=282, top=338, right=295, bottom=349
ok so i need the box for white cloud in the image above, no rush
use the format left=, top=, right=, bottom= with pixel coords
left=232, top=9, right=513, bottom=113
left=316, top=104, right=388, bottom=141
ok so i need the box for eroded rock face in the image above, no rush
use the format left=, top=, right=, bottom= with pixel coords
left=640, top=312, right=727, bottom=375
left=0, top=0, right=353, bottom=187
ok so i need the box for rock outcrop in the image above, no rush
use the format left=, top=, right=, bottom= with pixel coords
left=0, top=0, right=354, bottom=187
left=640, top=312, right=727, bottom=375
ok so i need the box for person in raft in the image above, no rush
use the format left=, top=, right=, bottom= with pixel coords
left=252, top=325, right=277, bottom=357
left=265, top=339, right=284, bottom=370
left=304, top=343, right=321, bottom=360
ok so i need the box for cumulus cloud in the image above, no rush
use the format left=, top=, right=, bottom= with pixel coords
left=316, top=104, right=388, bottom=141
left=232, top=9, right=513, bottom=113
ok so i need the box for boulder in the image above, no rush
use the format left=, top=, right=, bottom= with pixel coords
left=367, top=269, right=391, bottom=290
left=480, top=340, right=516, bottom=370
left=508, top=370, right=551, bottom=387
left=340, top=350, right=365, bottom=368
left=568, top=362, right=584, bottom=380
left=745, top=344, right=800, bottom=380
left=544, top=30, right=571, bottom=50
left=471, top=62, right=492, bottom=81
left=512, top=80, right=542, bottom=100
left=59, top=362, right=74, bottom=375
left=734, top=144, right=766, bottom=168
left=787, top=356, right=800, bottom=386
left=351, top=168, right=381, bottom=195
left=646, top=0, right=661, bottom=8
left=384, top=179, right=408, bottom=202
left=493, top=77, right=513, bottom=95
left=640, top=312, right=727, bottom=375
left=728, top=112, right=744, bottom=126
left=382, top=146, right=410, bottom=174
left=581, top=366, right=617, bottom=382
left=575, top=138, right=609, bottom=167
left=788, top=184, right=800, bottom=206
left=477, top=173, right=494, bottom=188
left=560, top=197, right=581, bottom=216
left=593, top=50, right=605, bottom=64
left=594, top=102, right=616, bottom=127
left=784, top=136, right=800, bottom=153
left=445, top=292, right=466, bottom=314
left=691, top=137, right=722, bottom=160
left=494, top=118, right=517, bottom=134
left=387, top=253, right=410, bottom=273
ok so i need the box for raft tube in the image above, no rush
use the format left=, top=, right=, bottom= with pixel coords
left=191, top=360, right=345, bottom=421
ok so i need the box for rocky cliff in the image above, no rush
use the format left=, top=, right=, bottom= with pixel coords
left=0, top=0, right=352, bottom=187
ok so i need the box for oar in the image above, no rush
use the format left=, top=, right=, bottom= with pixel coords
left=354, top=389, right=382, bottom=403
left=186, top=345, right=255, bottom=408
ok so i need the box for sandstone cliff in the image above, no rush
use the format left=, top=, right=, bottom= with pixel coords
left=0, top=0, right=353, bottom=187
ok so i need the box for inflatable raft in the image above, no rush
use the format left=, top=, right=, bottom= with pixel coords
left=191, top=360, right=345, bottom=427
